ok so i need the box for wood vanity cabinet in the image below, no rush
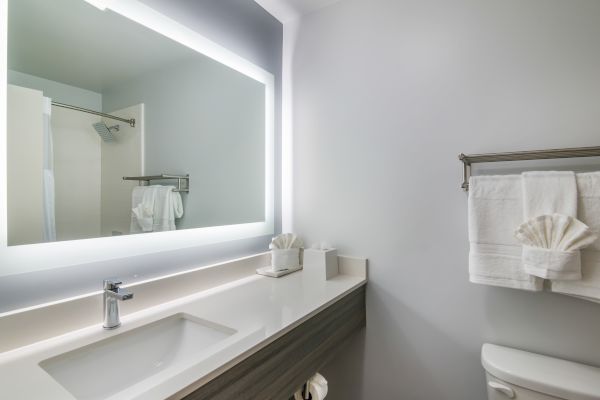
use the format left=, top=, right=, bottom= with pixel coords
left=178, top=285, right=366, bottom=400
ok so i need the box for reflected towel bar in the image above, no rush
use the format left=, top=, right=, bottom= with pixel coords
left=123, top=174, right=190, bottom=193
left=459, top=146, right=600, bottom=191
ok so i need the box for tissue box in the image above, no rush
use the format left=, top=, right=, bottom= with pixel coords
left=303, top=248, right=338, bottom=280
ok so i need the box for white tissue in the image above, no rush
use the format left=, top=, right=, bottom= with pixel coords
left=310, top=242, right=333, bottom=250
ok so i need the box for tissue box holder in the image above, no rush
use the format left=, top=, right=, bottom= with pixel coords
left=303, top=248, right=339, bottom=280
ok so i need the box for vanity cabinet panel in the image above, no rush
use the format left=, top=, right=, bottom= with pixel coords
left=179, top=285, right=366, bottom=400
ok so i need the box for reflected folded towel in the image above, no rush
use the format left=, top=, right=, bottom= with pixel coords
left=130, top=185, right=183, bottom=233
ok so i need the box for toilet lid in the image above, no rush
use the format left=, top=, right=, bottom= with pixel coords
left=482, top=344, right=600, bottom=400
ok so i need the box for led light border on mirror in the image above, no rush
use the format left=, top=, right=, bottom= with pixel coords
left=0, top=0, right=275, bottom=276
left=84, top=0, right=107, bottom=11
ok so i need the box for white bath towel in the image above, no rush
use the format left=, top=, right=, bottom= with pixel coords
left=519, top=171, right=590, bottom=280
left=469, top=172, right=600, bottom=301
left=551, top=173, right=600, bottom=300
left=468, top=175, right=543, bottom=291
left=130, top=185, right=183, bottom=233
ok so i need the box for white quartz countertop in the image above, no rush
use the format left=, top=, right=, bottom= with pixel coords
left=0, top=266, right=366, bottom=399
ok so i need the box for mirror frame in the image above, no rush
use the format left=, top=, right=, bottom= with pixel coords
left=0, top=0, right=275, bottom=275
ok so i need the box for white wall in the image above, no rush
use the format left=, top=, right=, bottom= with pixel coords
left=7, top=73, right=105, bottom=242
left=52, top=106, right=101, bottom=241
left=7, top=81, right=139, bottom=242
left=291, top=0, right=600, bottom=399
left=6, top=85, right=43, bottom=245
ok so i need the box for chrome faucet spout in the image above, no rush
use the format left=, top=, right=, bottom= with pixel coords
left=103, top=279, right=133, bottom=330
left=106, top=288, right=134, bottom=301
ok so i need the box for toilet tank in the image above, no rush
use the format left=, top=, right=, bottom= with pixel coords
left=482, top=344, right=600, bottom=400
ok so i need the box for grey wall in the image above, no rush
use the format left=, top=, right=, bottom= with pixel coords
left=136, top=0, right=283, bottom=231
left=137, top=0, right=283, bottom=231
left=103, top=56, right=266, bottom=229
left=291, top=0, right=600, bottom=399
left=0, top=0, right=282, bottom=312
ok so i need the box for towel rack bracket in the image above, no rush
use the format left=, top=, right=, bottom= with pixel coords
left=122, top=174, right=190, bottom=193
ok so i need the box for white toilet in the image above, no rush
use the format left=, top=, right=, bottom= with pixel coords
left=482, top=344, right=600, bottom=400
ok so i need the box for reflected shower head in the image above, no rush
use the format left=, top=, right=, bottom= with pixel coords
left=92, top=122, right=119, bottom=142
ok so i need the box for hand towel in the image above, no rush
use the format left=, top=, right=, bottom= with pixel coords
left=130, top=186, right=156, bottom=233
left=270, top=233, right=303, bottom=271
left=518, top=171, right=593, bottom=280
left=468, top=175, right=543, bottom=291
left=551, top=172, right=600, bottom=299
left=270, top=233, right=304, bottom=249
left=151, top=186, right=183, bottom=232
left=522, top=171, right=577, bottom=219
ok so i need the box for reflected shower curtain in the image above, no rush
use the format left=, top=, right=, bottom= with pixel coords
left=42, top=97, right=56, bottom=241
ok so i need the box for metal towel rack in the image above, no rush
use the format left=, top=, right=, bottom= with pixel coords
left=123, top=174, right=190, bottom=193
left=459, top=146, right=600, bottom=191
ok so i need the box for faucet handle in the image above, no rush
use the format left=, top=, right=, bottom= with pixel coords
left=103, top=279, right=123, bottom=291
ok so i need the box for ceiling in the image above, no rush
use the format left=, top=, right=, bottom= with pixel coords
left=254, top=0, right=343, bottom=23
left=8, top=0, right=202, bottom=93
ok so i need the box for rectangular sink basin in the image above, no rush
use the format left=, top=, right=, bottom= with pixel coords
left=40, top=313, right=236, bottom=400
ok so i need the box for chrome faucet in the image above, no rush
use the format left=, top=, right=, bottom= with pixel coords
left=103, top=279, right=133, bottom=330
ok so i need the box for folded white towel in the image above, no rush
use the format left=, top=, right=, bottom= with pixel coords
left=551, top=173, right=600, bottom=299
left=270, top=233, right=304, bottom=250
left=519, top=171, right=592, bottom=280
left=468, top=175, right=543, bottom=291
left=515, top=214, right=596, bottom=280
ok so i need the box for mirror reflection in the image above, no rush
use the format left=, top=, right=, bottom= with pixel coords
left=7, top=0, right=267, bottom=246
